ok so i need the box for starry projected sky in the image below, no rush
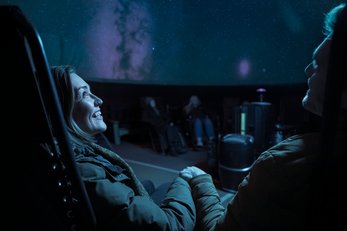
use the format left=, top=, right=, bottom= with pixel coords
left=3, top=0, right=341, bottom=86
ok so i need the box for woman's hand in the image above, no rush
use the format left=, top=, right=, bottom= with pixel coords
left=179, top=166, right=207, bottom=181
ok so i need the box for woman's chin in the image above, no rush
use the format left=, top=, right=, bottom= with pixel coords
left=99, top=123, right=107, bottom=132
left=93, top=122, right=107, bottom=134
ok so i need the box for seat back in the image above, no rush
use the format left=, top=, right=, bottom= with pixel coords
left=1, top=5, right=96, bottom=230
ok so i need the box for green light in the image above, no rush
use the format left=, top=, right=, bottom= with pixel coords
left=241, top=112, right=246, bottom=135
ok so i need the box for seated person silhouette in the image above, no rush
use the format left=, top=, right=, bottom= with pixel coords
left=142, top=97, right=187, bottom=155
left=183, top=95, right=215, bottom=148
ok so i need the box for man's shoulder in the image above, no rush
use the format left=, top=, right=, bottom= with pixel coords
left=257, top=133, right=320, bottom=164
left=270, top=132, right=319, bottom=153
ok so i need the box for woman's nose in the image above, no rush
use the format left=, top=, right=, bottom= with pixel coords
left=94, top=96, right=103, bottom=106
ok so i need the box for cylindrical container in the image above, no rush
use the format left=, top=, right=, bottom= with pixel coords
left=218, top=133, right=255, bottom=192
left=232, top=102, right=274, bottom=155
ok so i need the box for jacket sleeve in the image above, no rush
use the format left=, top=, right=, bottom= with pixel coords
left=189, top=174, right=226, bottom=231
left=77, top=161, right=196, bottom=231
left=189, top=154, right=281, bottom=231
left=189, top=149, right=293, bottom=231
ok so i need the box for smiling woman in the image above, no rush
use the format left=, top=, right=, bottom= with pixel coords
left=70, top=72, right=107, bottom=136
left=49, top=65, right=201, bottom=230
left=51, top=65, right=107, bottom=144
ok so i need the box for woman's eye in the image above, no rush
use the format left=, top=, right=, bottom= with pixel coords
left=75, top=89, right=92, bottom=102
left=82, top=91, right=90, bottom=98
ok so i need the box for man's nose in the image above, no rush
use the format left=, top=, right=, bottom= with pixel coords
left=304, top=63, right=313, bottom=77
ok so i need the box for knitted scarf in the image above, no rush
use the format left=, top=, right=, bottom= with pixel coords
left=90, top=142, right=150, bottom=197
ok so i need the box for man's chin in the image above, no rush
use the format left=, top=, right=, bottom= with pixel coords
left=302, top=97, right=322, bottom=116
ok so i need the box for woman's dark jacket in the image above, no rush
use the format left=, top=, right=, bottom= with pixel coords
left=74, top=143, right=196, bottom=230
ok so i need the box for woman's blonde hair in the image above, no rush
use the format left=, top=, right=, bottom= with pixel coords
left=51, top=65, right=96, bottom=148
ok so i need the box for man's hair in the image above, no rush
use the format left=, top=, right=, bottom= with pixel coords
left=323, top=3, right=346, bottom=36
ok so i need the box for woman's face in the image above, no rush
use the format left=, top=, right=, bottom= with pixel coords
left=302, top=36, right=331, bottom=116
left=71, top=73, right=107, bottom=135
